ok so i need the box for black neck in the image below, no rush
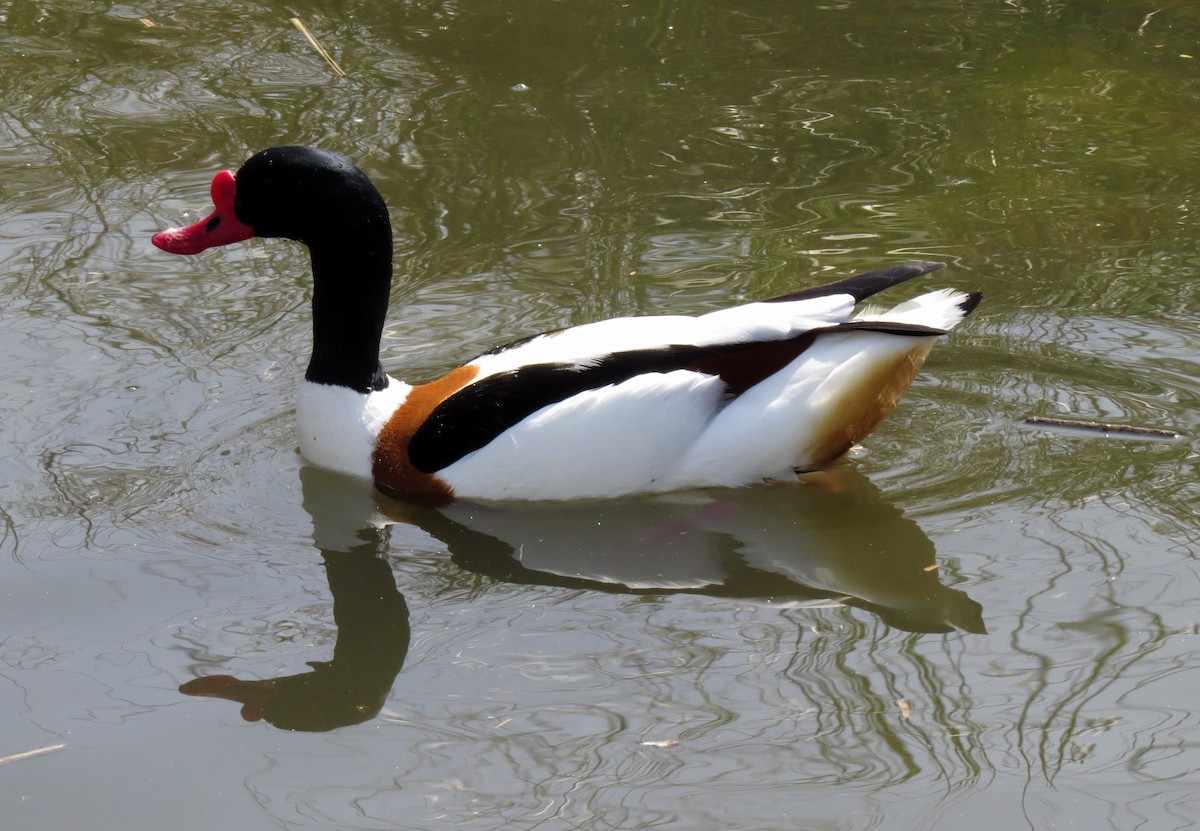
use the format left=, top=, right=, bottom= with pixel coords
left=304, top=227, right=393, bottom=394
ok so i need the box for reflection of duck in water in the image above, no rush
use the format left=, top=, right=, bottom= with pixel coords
left=179, top=470, right=410, bottom=732
left=179, top=546, right=407, bottom=731
left=180, top=466, right=981, bottom=731
left=408, top=468, right=985, bottom=635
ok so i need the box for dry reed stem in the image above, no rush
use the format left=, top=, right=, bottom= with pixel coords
left=0, top=744, right=67, bottom=767
left=291, top=17, right=346, bottom=77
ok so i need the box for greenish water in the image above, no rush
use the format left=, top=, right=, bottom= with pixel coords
left=2, top=1, right=1197, bottom=829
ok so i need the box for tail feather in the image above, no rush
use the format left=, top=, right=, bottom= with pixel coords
left=855, top=288, right=980, bottom=331
left=958, top=290, right=984, bottom=316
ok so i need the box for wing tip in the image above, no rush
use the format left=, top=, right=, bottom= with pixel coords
left=889, top=260, right=947, bottom=278
left=766, top=260, right=949, bottom=305
left=957, top=290, right=984, bottom=317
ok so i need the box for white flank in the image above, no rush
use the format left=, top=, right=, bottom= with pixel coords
left=661, top=330, right=934, bottom=487
left=439, top=371, right=726, bottom=500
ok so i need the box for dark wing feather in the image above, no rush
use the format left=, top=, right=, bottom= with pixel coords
left=407, top=321, right=948, bottom=473
left=764, top=261, right=946, bottom=305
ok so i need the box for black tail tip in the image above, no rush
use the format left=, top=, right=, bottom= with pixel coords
left=958, top=291, right=984, bottom=316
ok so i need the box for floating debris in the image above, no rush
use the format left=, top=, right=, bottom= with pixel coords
left=291, top=17, right=346, bottom=77
left=639, top=739, right=680, bottom=748
left=1136, top=10, right=1160, bottom=36
left=0, top=744, right=67, bottom=767
left=897, top=699, right=912, bottom=721
left=1023, top=416, right=1182, bottom=441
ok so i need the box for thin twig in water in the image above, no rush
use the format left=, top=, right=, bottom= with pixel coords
left=1024, top=416, right=1181, bottom=440
left=1137, top=9, right=1162, bottom=36
left=291, top=17, right=346, bottom=77
left=0, top=744, right=67, bottom=767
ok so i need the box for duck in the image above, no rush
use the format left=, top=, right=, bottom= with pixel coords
left=153, top=146, right=980, bottom=504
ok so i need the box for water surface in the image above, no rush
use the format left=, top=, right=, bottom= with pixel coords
left=2, top=2, right=1198, bottom=829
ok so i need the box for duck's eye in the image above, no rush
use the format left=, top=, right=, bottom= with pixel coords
left=205, top=216, right=221, bottom=233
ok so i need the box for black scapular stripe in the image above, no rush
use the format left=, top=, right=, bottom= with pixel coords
left=406, top=320, right=948, bottom=474
left=409, top=344, right=716, bottom=473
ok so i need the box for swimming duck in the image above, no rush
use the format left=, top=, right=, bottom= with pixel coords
left=153, top=146, right=980, bottom=504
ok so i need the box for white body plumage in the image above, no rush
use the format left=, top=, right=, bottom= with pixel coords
left=297, top=285, right=973, bottom=501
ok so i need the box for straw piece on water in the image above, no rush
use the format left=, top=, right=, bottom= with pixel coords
left=639, top=739, right=680, bottom=748
left=0, top=744, right=67, bottom=767
left=291, top=17, right=346, bottom=77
